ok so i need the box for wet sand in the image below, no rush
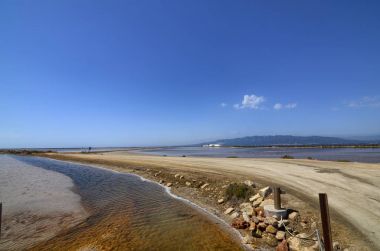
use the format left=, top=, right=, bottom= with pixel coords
left=41, top=151, right=380, bottom=250
left=0, top=155, right=89, bottom=250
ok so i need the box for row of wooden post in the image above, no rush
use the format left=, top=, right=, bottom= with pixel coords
left=273, top=187, right=332, bottom=251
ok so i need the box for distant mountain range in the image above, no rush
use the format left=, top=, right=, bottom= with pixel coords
left=198, top=135, right=379, bottom=147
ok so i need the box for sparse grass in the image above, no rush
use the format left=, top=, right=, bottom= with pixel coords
left=226, top=156, right=238, bottom=158
left=225, top=183, right=255, bottom=201
left=336, top=159, right=351, bottom=162
left=282, top=154, right=294, bottom=159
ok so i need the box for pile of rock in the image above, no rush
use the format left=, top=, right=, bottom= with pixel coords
left=223, top=184, right=320, bottom=250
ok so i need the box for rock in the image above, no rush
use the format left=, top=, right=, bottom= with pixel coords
left=166, top=183, right=172, bottom=187
left=252, top=229, right=262, bottom=238
left=289, top=236, right=319, bottom=251
left=252, top=197, right=264, bottom=207
left=185, top=181, right=191, bottom=186
left=300, top=222, right=307, bottom=228
left=288, top=237, right=301, bottom=250
left=266, top=225, right=277, bottom=234
left=259, top=186, right=273, bottom=198
left=258, top=222, right=267, bottom=230
left=255, top=207, right=265, bottom=217
left=249, top=193, right=261, bottom=202
left=244, top=180, right=255, bottom=187
left=264, top=233, right=278, bottom=247
left=260, top=199, right=274, bottom=207
left=240, top=202, right=255, bottom=216
left=159, top=180, right=164, bottom=184
left=179, top=175, right=184, bottom=179
left=242, top=212, right=250, bottom=222
left=276, top=239, right=289, bottom=251
left=311, top=222, right=317, bottom=230
left=174, top=174, right=180, bottom=178
left=333, top=241, right=341, bottom=250
left=249, top=222, right=256, bottom=230
left=230, top=212, right=239, bottom=219
left=264, top=217, right=278, bottom=227
left=288, top=212, right=299, bottom=220
left=224, top=207, right=234, bottom=214
left=242, top=234, right=254, bottom=244
left=201, top=183, right=209, bottom=189
left=217, top=198, right=224, bottom=204
left=276, top=231, right=286, bottom=240
left=251, top=216, right=259, bottom=224
left=231, top=218, right=249, bottom=229
left=278, top=219, right=290, bottom=228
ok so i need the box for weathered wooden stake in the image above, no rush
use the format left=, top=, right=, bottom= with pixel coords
left=0, top=202, right=2, bottom=239
left=319, top=193, right=333, bottom=251
left=274, top=187, right=281, bottom=209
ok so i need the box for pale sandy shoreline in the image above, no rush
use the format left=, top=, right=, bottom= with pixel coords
left=0, top=155, right=89, bottom=250
left=39, top=151, right=380, bottom=250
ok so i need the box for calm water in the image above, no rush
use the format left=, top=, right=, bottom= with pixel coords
left=134, top=146, right=380, bottom=163
left=3, top=156, right=244, bottom=250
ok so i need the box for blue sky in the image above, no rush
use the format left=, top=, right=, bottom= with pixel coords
left=1, top=1, right=380, bottom=147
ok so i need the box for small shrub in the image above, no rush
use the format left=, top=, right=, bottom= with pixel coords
left=282, top=155, right=294, bottom=159
left=225, top=183, right=255, bottom=201
left=226, top=156, right=238, bottom=158
left=307, top=156, right=313, bottom=160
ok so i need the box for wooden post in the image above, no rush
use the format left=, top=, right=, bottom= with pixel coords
left=319, top=193, right=332, bottom=251
left=0, top=202, right=2, bottom=239
left=274, top=187, right=281, bottom=210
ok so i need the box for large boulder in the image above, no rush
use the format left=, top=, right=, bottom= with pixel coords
left=259, top=186, right=273, bottom=198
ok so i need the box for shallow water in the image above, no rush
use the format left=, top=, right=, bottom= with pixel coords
left=134, top=146, right=380, bottom=163
left=7, top=156, right=244, bottom=250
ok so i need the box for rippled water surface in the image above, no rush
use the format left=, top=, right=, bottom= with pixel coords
left=8, top=156, right=244, bottom=250
left=134, top=146, right=380, bottom=163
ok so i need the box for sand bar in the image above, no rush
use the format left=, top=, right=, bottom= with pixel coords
left=0, top=155, right=88, bottom=250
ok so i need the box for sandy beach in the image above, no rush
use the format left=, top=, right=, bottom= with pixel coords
left=39, top=151, right=380, bottom=250
left=0, top=155, right=89, bottom=250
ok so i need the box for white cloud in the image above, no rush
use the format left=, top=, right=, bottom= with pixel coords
left=273, top=103, right=297, bottom=110
left=273, top=103, right=283, bottom=110
left=347, top=96, right=380, bottom=108
left=220, top=102, right=227, bottom=107
left=234, top=94, right=265, bottom=109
